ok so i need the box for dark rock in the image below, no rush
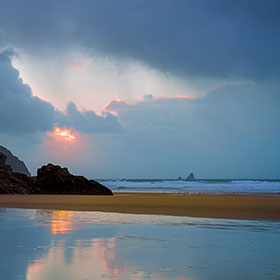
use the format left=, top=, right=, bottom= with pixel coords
left=186, top=173, right=195, bottom=181
left=0, top=153, right=7, bottom=166
left=0, top=156, right=34, bottom=194
left=30, top=163, right=113, bottom=195
left=0, top=151, right=113, bottom=195
left=0, top=145, right=31, bottom=176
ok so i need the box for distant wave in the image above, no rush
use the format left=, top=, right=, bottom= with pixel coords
left=97, top=179, right=280, bottom=194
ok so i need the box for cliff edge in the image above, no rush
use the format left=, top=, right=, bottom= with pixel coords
left=0, top=145, right=31, bottom=176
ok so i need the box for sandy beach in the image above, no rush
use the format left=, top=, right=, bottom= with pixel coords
left=1, top=193, right=280, bottom=220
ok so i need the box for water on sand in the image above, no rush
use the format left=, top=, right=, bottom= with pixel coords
left=0, top=208, right=280, bottom=280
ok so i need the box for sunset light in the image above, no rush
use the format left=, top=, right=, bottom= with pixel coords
left=43, top=125, right=86, bottom=162
left=49, top=126, right=77, bottom=142
left=2, top=2, right=279, bottom=280
left=51, top=210, right=73, bottom=235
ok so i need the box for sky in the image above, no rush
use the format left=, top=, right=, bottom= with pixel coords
left=0, top=0, right=279, bottom=179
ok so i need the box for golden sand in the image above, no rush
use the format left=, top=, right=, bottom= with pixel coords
left=0, top=193, right=280, bottom=220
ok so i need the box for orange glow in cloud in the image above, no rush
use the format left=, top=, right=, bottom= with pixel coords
left=104, top=98, right=129, bottom=109
left=175, top=94, right=196, bottom=100
left=44, top=126, right=87, bottom=163
left=71, top=62, right=84, bottom=70
left=48, top=126, right=77, bottom=143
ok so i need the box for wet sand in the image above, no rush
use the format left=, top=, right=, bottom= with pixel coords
left=0, top=193, right=280, bottom=220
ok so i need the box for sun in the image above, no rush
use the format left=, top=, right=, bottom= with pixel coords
left=48, top=126, right=78, bottom=142
left=44, top=125, right=86, bottom=162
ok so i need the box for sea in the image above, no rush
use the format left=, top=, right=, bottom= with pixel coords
left=98, top=179, right=280, bottom=194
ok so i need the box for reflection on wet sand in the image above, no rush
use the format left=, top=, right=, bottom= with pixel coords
left=34, top=209, right=74, bottom=235
left=3, top=208, right=279, bottom=280
left=26, top=237, right=172, bottom=280
left=26, top=210, right=193, bottom=280
left=51, top=210, right=73, bottom=235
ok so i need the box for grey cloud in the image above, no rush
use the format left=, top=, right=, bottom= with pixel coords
left=143, top=95, right=153, bottom=101
left=0, top=0, right=279, bottom=80
left=0, top=50, right=122, bottom=135
left=107, top=83, right=280, bottom=154
left=0, top=50, right=55, bottom=133
left=57, top=102, right=123, bottom=134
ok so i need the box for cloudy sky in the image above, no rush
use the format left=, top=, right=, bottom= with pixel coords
left=0, top=0, right=279, bottom=178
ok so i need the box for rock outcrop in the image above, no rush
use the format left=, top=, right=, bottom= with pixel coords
left=0, top=152, right=33, bottom=194
left=0, top=146, right=31, bottom=176
left=0, top=153, right=7, bottom=166
left=186, top=173, right=195, bottom=181
left=0, top=151, right=113, bottom=195
left=30, top=163, right=113, bottom=195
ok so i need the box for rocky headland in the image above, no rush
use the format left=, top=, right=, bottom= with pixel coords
left=0, top=153, right=33, bottom=194
left=0, top=150, right=112, bottom=195
left=0, top=145, right=30, bottom=176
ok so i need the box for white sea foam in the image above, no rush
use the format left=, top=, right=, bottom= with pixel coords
left=98, top=179, right=280, bottom=194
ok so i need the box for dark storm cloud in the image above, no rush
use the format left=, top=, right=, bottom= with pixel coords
left=0, top=0, right=279, bottom=80
left=0, top=50, right=122, bottom=134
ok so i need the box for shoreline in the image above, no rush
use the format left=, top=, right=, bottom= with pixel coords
left=1, top=193, right=280, bottom=220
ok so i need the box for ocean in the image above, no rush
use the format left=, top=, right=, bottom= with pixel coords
left=98, top=179, right=280, bottom=194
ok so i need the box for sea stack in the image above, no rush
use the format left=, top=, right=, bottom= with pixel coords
left=186, top=172, right=195, bottom=181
